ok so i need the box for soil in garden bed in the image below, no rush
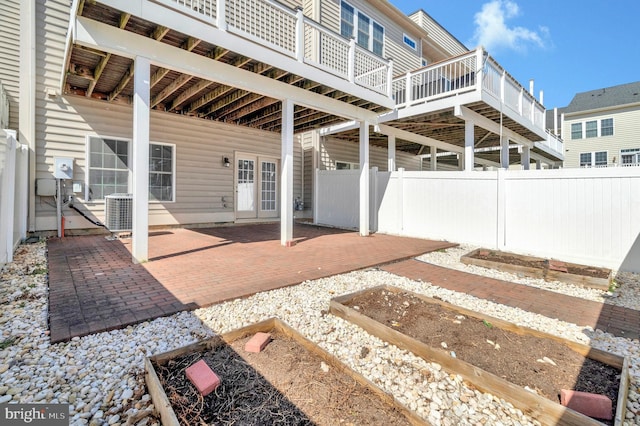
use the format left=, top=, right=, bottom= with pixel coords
left=152, top=332, right=411, bottom=426
left=343, top=288, right=619, bottom=423
left=469, top=250, right=610, bottom=279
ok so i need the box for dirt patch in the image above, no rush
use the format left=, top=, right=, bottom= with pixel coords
left=343, top=288, right=619, bottom=423
left=152, top=331, right=412, bottom=425
left=469, top=250, right=610, bottom=279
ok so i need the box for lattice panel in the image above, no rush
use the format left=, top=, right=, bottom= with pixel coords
left=303, top=23, right=349, bottom=78
left=171, top=0, right=216, bottom=20
left=354, top=48, right=387, bottom=94
left=227, top=0, right=296, bottom=54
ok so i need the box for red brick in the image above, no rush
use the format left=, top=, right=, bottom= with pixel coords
left=285, top=240, right=297, bottom=247
left=185, top=360, right=221, bottom=396
left=245, top=332, right=272, bottom=353
left=548, top=260, right=569, bottom=273
left=560, top=389, right=612, bottom=420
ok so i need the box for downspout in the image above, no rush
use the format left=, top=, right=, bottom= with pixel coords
left=19, top=0, right=36, bottom=232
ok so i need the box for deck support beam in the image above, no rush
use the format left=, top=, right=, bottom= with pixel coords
left=464, top=120, right=474, bottom=171
left=280, top=99, right=294, bottom=246
left=359, top=121, right=370, bottom=236
left=500, top=137, right=510, bottom=169
left=132, top=56, right=150, bottom=263
left=430, top=146, right=437, bottom=171
left=387, top=134, right=396, bottom=172
left=521, top=146, right=531, bottom=170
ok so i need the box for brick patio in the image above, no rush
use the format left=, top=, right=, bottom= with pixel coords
left=382, top=259, right=640, bottom=340
left=47, top=223, right=455, bottom=343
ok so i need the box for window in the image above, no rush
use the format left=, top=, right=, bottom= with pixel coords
left=571, top=123, right=582, bottom=139
left=403, top=33, right=417, bottom=50
left=88, top=136, right=130, bottom=200
left=335, top=161, right=359, bottom=170
left=585, top=120, right=598, bottom=138
left=421, top=58, right=428, bottom=67
left=580, top=151, right=607, bottom=167
left=149, top=143, right=175, bottom=202
left=601, top=118, right=614, bottom=136
left=594, top=151, right=607, bottom=166
left=87, top=136, right=175, bottom=201
left=340, top=1, right=384, bottom=56
left=579, top=152, right=592, bottom=167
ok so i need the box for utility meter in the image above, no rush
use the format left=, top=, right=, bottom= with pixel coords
left=53, top=157, right=74, bottom=180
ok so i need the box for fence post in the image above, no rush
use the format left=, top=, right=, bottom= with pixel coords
left=496, top=169, right=506, bottom=251
left=313, top=168, right=319, bottom=225
left=404, top=72, right=411, bottom=105
left=1, top=130, right=17, bottom=263
left=398, top=167, right=404, bottom=234
left=295, top=8, right=304, bottom=62
left=370, top=167, right=378, bottom=232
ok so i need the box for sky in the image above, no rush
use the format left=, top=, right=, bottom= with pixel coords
left=392, top=0, right=640, bottom=109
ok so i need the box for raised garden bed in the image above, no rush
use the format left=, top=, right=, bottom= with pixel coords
left=460, top=248, right=613, bottom=290
left=330, top=285, right=630, bottom=426
left=145, top=317, right=426, bottom=425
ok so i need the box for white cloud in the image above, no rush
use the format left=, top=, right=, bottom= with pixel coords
left=470, top=1, right=547, bottom=53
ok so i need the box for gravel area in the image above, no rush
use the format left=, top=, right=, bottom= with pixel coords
left=1, top=242, right=639, bottom=425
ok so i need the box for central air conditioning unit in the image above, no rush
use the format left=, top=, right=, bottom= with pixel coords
left=104, top=193, right=133, bottom=232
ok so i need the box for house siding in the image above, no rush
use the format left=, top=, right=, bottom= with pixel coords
left=319, top=136, right=422, bottom=171
left=409, top=10, right=468, bottom=58
left=35, top=0, right=303, bottom=231
left=562, top=105, right=640, bottom=168
left=0, top=0, right=21, bottom=131
left=319, top=0, right=423, bottom=75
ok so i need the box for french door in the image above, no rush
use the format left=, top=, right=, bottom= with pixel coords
left=235, top=153, right=279, bottom=219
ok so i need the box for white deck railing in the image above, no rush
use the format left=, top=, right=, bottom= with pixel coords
left=0, top=82, right=8, bottom=130
left=392, top=48, right=559, bottom=156
left=161, top=0, right=392, bottom=96
left=544, top=130, right=563, bottom=154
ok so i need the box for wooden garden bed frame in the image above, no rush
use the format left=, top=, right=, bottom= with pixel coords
left=145, top=317, right=429, bottom=426
left=330, top=285, right=630, bottom=426
left=460, top=249, right=613, bottom=290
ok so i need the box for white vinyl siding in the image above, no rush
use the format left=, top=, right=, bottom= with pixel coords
left=0, top=0, right=21, bottom=130
left=408, top=10, right=467, bottom=58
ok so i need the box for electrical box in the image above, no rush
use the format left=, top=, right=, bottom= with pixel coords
left=72, top=181, right=83, bottom=193
left=53, top=157, right=74, bottom=180
left=36, top=179, right=57, bottom=196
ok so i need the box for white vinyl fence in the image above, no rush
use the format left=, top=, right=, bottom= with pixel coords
left=316, top=168, right=640, bottom=272
left=0, top=129, right=28, bottom=266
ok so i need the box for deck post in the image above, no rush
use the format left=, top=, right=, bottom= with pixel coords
left=281, top=98, right=294, bottom=245
left=295, top=9, right=304, bottom=62
left=387, top=134, right=396, bottom=171
left=430, top=146, right=437, bottom=171
left=521, top=146, right=531, bottom=170
left=348, top=39, right=356, bottom=84
left=216, top=0, right=227, bottom=31
left=500, top=137, right=510, bottom=169
left=536, top=159, right=542, bottom=170
left=132, top=56, right=150, bottom=263
left=359, top=120, right=369, bottom=236
left=464, top=119, right=474, bottom=171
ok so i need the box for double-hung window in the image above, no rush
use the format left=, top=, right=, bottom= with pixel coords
left=600, top=118, right=614, bottom=136
left=579, top=151, right=607, bottom=167
left=585, top=120, right=598, bottom=138
left=571, top=123, right=582, bottom=139
left=87, top=136, right=175, bottom=202
left=340, top=1, right=384, bottom=56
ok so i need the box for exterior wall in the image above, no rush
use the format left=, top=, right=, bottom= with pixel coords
left=563, top=105, right=640, bottom=168
left=319, top=0, right=424, bottom=74
left=35, top=0, right=303, bottom=231
left=0, top=0, right=21, bottom=130
left=408, top=10, right=468, bottom=58
left=319, top=136, right=422, bottom=171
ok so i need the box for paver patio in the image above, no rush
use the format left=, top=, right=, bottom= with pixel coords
left=382, top=259, right=640, bottom=340
left=47, top=223, right=456, bottom=343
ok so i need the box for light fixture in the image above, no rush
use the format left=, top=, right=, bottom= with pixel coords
left=223, top=156, right=231, bottom=167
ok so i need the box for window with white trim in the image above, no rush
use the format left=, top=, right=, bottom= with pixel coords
left=601, top=118, right=614, bottom=136
left=335, top=161, right=360, bottom=170
left=87, top=136, right=175, bottom=201
left=571, top=123, right=582, bottom=139
left=149, top=143, right=175, bottom=202
left=403, top=33, right=417, bottom=50
left=585, top=120, right=597, bottom=138
left=340, top=1, right=384, bottom=56
left=579, top=151, right=607, bottom=167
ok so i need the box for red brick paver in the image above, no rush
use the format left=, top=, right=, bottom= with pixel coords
left=382, top=260, right=640, bottom=340
left=47, top=223, right=455, bottom=343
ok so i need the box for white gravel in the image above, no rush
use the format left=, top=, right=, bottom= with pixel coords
left=1, top=242, right=639, bottom=425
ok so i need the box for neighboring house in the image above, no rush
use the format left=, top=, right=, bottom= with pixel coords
left=1, top=0, right=563, bottom=262
left=547, top=81, right=640, bottom=168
